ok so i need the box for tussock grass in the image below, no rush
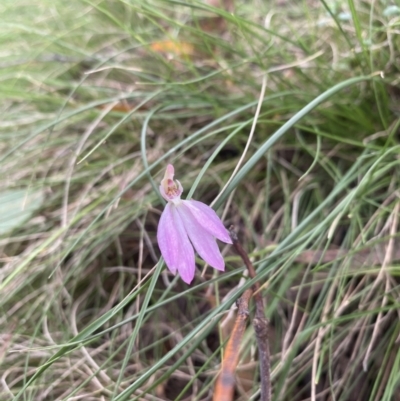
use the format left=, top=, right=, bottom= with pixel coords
left=1, top=0, right=400, bottom=400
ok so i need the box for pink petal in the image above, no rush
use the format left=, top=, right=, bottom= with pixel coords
left=182, top=200, right=232, bottom=244
left=157, top=203, right=196, bottom=284
left=177, top=203, right=225, bottom=271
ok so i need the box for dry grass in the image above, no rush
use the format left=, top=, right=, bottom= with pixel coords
left=1, top=0, right=400, bottom=400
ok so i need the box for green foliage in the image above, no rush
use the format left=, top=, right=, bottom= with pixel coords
left=1, top=0, right=400, bottom=400
left=0, top=189, right=43, bottom=235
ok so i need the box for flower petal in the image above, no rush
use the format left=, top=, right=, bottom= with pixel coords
left=157, top=203, right=196, bottom=284
left=177, top=203, right=225, bottom=271
left=182, top=200, right=232, bottom=243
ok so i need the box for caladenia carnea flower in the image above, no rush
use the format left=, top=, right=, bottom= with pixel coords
left=157, top=164, right=232, bottom=284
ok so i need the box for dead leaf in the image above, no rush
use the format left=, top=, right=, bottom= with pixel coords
left=150, top=41, right=194, bottom=58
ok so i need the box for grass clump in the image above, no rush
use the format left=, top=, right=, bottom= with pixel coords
left=1, top=0, right=400, bottom=400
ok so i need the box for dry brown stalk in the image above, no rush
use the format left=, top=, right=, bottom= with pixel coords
left=213, top=289, right=253, bottom=401
left=213, top=227, right=271, bottom=401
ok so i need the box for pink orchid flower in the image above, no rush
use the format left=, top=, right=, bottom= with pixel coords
left=157, top=164, right=232, bottom=284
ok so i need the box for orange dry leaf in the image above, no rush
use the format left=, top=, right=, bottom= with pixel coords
left=213, top=289, right=253, bottom=401
left=98, top=102, right=150, bottom=113
left=99, top=103, right=134, bottom=113
left=150, top=41, right=194, bottom=58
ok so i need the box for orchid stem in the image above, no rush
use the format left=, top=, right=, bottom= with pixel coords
left=229, top=226, right=271, bottom=401
left=213, top=289, right=253, bottom=401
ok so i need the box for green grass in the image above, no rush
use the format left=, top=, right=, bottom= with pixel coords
left=1, top=0, right=400, bottom=400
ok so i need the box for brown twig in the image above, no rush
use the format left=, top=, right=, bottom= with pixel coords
left=213, top=227, right=271, bottom=401
left=213, top=289, right=253, bottom=401
left=229, top=227, right=271, bottom=401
